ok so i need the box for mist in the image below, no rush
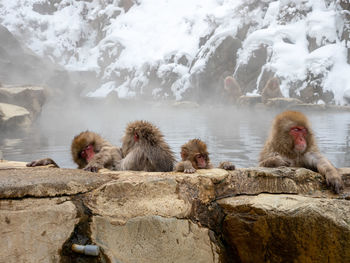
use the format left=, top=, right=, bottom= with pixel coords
left=2, top=98, right=350, bottom=168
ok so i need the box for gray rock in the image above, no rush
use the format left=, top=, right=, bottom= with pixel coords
left=237, top=95, right=262, bottom=107
left=234, top=45, right=268, bottom=94
left=266, top=97, right=303, bottom=109
left=0, top=86, right=46, bottom=118
left=0, top=102, right=31, bottom=130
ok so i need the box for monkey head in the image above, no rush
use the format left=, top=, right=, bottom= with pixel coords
left=224, top=76, right=234, bottom=92
left=71, top=131, right=100, bottom=168
left=181, top=139, right=210, bottom=169
left=122, top=120, right=164, bottom=155
left=271, top=111, right=316, bottom=156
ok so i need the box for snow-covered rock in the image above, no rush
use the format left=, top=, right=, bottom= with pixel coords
left=0, top=0, right=349, bottom=104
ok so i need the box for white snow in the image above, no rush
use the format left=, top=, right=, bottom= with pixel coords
left=0, top=0, right=349, bottom=103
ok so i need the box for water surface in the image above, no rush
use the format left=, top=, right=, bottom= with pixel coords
left=1, top=102, right=349, bottom=168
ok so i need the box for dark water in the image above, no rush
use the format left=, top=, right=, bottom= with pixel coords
left=1, top=102, right=350, bottom=168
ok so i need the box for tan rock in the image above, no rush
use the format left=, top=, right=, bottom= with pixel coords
left=0, top=161, right=349, bottom=262
left=91, top=215, right=219, bottom=263
left=0, top=198, right=78, bottom=263
left=215, top=167, right=326, bottom=197
left=0, top=166, right=112, bottom=198
left=0, top=102, right=31, bottom=129
left=86, top=174, right=192, bottom=225
left=218, top=194, right=350, bottom=263
left=0, top=86, right=46, bottom=118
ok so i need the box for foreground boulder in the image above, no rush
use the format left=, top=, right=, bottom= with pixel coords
left=0, top=161, right=349, bottom=262
left=220, top=194, right=350, bottom=262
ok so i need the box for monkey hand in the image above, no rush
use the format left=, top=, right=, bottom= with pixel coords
left=183, top=161, right=196, bottom=173
left=84, top=162, right=103, bottom=173
left=325, top=170, right=344, bottom=194
left=184, top=167, right=196, bottom=173
left=218, top=161, right=235, bottom=170
left=175, top=160, right=196, bottom=173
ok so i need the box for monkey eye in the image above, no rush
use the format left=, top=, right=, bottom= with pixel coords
left=85, top=145, right=93, bottom=150
left=290, top=126, right=308, bottom=135
left=196, top=154, right=206, bottom=160
left=80, top=145, right=92, bottom=158
left=134, top=133, right=139, bottom=141
left=80, top=150, right=87, bottom=159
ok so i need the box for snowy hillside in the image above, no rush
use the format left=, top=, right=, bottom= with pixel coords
left=0, top=0, right=349, bottom=104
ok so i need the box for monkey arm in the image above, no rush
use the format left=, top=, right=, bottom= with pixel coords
left=304, top=152, right=343, bottom=193
left=175, top=160, right=196, bottom=173
left=114, top=147, right=146, bottom=171
left=84, top=146, right=121, bottom=172
left=259, top=154, right=291, bottom=167
left=26, top=158, right=59, bottom=168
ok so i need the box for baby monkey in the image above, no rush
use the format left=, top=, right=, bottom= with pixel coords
left=175, top=139, right=235, bottom=173
left=27, top=131, right=122, bottom=172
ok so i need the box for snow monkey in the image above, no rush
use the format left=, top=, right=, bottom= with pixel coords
left=175, top=139, right=235, bottom=173
left=259, top=111, right=343, bottom=193
left=261, top=77, right=283, bottom=103
left=114, top=120, right=175, bottom=172
left=223, top=76, right=243, bottom=103
left=27, top=131, right=122, bottom=172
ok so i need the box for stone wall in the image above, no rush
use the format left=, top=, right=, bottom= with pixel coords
left=0, top=160, right=349, bottom=262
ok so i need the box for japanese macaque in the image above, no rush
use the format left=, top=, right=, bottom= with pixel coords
left=223, top=76, right=243, bottom=103
left=259, top=111, right=343, bottom=193
left=27, top=131, right=122, bottom=172
left=114, top=120, right=175, bottom=172
left=175, top=139, right=235, bottom=173
left=261, top=77, right=283, bottom=103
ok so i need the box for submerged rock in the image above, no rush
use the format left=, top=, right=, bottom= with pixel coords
left=0, top=161, right=349, bottom=262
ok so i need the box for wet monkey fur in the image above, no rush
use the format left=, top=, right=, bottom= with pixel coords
left=27, top=131, right=122, bottom=172
left=259, top=111, right=343, bottom=193
left=114, top=120, right=176, bottom=172
left=175, top=139, right=235, bottom=173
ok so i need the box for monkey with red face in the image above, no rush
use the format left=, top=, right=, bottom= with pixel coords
left=27, top=131, right=122, bottom=172
left=259, top=111, right=343, bottom=193
left=175, top=139, right=235, bottom=173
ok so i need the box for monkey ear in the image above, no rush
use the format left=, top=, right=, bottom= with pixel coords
left=181, top=148, right=188, bottom=160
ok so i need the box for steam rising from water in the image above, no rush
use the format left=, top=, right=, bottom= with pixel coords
left=1, top=100, right=350, bottom=168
